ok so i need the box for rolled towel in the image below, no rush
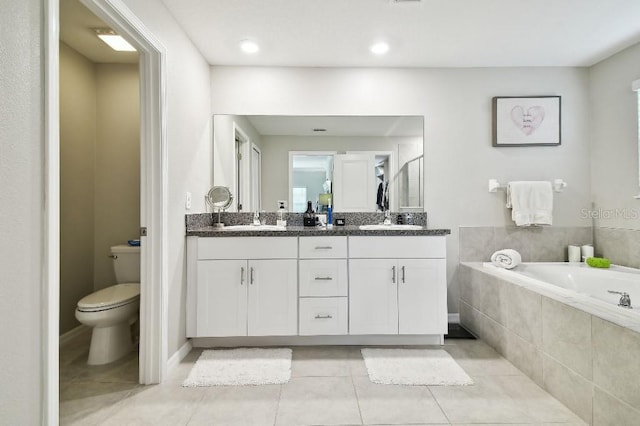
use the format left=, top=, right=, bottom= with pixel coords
left=491, top=249, right=522, bottom=269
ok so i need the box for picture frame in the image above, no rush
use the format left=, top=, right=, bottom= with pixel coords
left=492, top=96, right=561, bottom=146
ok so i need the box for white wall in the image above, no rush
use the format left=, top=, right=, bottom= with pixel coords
left=589, top=42, right=640, bottom=230
left=94, top=63, right=140, bottom=290
left=0, top=0, right=44, bottom=423
left=211, top=66, right=592, bottom=311
left=60, top=42, right=97, bottom=335
left=125, top=0, right=212, bottom=355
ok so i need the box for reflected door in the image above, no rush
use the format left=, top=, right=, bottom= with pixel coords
left=333, top=154, right=376, bottom=212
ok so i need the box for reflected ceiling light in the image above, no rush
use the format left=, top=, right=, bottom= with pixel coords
left=370, top=42, right=390, bottom=55
left=240, top=39, right=260, bottom=54
left=94, top=28, right=136, bottom=52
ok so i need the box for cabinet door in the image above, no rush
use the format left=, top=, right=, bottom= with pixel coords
left=247, top=259, right=298, bottom=336
left=349, top=259, right=398, bottom=334
left=398, top=259, right=446, bottom=335
left=196, top=260, right=247, bottom=337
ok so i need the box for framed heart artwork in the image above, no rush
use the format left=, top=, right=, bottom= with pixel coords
left=492, top=96, right=561, bottom=146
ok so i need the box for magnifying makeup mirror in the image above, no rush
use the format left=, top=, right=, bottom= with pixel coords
left=206, top=186, right=233, bottom=228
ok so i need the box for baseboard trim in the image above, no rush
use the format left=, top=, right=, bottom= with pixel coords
left=191, top=334, right=445, bottom=348
left=59, top=325, right=89, bottom=347
left=448, top=313, right=460, bottom=324
left=167, top=340, right=192, bottom=375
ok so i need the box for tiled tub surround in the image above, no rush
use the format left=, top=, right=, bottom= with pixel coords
left=459, top=262, right=640, bottom=425
left=460, top=226, right=593, bottom=262
left=594, top=227, right=640, bottom=269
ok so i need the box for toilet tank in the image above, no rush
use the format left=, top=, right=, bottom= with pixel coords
left=111, top=245, right=141, bottom=283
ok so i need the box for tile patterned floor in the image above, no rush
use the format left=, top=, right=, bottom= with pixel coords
left=60, top=330, right=586, bottom=425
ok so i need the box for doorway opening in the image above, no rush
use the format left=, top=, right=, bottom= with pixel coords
left=59, top=0, right=141, bottom=407
left=45, top=0, right=168, bottom=422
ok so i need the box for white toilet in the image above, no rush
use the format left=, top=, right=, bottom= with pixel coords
left=75, top=245, right=141, bottom=365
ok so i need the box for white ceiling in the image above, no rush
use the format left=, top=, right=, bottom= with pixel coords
left=246, top=115, right=423, bottom=137
left=60, top=0, right=138, bottom=64
left=161, top=0, right=640, bottom=67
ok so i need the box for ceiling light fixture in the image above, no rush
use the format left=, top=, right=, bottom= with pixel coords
left=370, top=42, right=390, bottom=55
left=240, top=39, right=260, bottom=54
left=94, top=28, right=136, bottom=52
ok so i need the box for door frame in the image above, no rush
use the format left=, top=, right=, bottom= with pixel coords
left=250, top=143, right=262, bottom=211
left=44, top=0, right=168, bottom=422
left=233, top=122, right=250, bottom=211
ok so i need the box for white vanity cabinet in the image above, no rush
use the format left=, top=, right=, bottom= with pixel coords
left=187, top=233, right=448, bottom=342
left=348, top=236, right=447, bottom=335
left=187, top=237, right=298, bottom=337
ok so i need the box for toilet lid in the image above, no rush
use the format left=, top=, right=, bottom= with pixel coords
left=77, top=283, right=140, bottom=311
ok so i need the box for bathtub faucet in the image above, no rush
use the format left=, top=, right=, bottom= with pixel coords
left=608, top=290, right=632, bottom=308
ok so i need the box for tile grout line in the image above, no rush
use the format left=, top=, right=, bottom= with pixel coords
left=349, top=373, right=365, bottom=425
left=426, top=385, right=452, bottom=425
left=184, top=384, right=211, bottom=426
left=272, top=382, right=283, bottom=426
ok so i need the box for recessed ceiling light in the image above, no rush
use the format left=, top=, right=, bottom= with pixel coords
left=94, top=28, right=136, bottom=52
left=240, top=39, right=260, bottom=54
left=370, top=42, right=389, bottom=55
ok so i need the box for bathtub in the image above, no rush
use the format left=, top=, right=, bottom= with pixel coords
left=482, top=262, right=640, bottom=323
left=461, top=261, right=640, bottom=422
left=504, top=262, right=640, bottom=307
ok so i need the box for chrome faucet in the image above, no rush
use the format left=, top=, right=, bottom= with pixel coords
left=383, top=209, right=392, bottom=225
left=608, top=290, right=632, bottom=308
left=253, top=211, right=261, bottom=226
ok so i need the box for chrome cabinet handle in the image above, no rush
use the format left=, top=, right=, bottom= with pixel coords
left=314, top=246, right=333, bottom=250
left=392, top=266, right=396, bottom=284
left=314, top=314, right=333, bottom=319
left=314, top=276, right=333, bottom=281
left=250, top=267, right=254, bottom=284
left=401, top=266, right=406, bottom=283
left=240, top=267, right=245, bottom=285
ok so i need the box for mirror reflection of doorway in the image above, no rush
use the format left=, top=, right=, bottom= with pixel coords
left=250, top=144, right=261, bottom=211
left=289, top=153, right=334, bottom=213
left=234, top=125, right=250, bottom=211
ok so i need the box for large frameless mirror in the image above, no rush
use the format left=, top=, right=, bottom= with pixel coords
left=212, top=115, right=424, bottom=212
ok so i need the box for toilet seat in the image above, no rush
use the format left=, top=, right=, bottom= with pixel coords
left=77, top=283, right=140, bottom=312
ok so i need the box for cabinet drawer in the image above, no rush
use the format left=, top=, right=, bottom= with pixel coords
left=349, top=236, right=446, bottom=259
left=299, top=260, right=347, bottom=297
left=197, top=237, right=297, bottom=260
left=299, top=297, right=348, bottom=335
left=299, top=236, right=347, bottom=258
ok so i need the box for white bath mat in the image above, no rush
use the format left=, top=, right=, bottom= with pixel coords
left=182, top=348, right=292, bottom=387
left=361, top=348, right=473, bottom=386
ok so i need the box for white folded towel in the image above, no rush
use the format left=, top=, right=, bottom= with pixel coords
left=491, top=249, right=522, bottom=269
left=506, top=181, right=553, bottom=226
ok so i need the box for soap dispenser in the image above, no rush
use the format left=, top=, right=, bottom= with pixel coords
left=303, top=201, right=316, bottom=227
left=277, top=201, right=287, bottom=227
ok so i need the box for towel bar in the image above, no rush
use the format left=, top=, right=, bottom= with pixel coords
left=488, top=179, right=567, bottom=193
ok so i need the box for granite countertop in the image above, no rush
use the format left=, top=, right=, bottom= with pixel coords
left=186, top=225, right=451, bottom=237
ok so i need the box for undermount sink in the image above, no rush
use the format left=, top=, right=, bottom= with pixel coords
left=358, top=224, right=423, bottom=231
left=222, top=224, right=287, bottom=231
